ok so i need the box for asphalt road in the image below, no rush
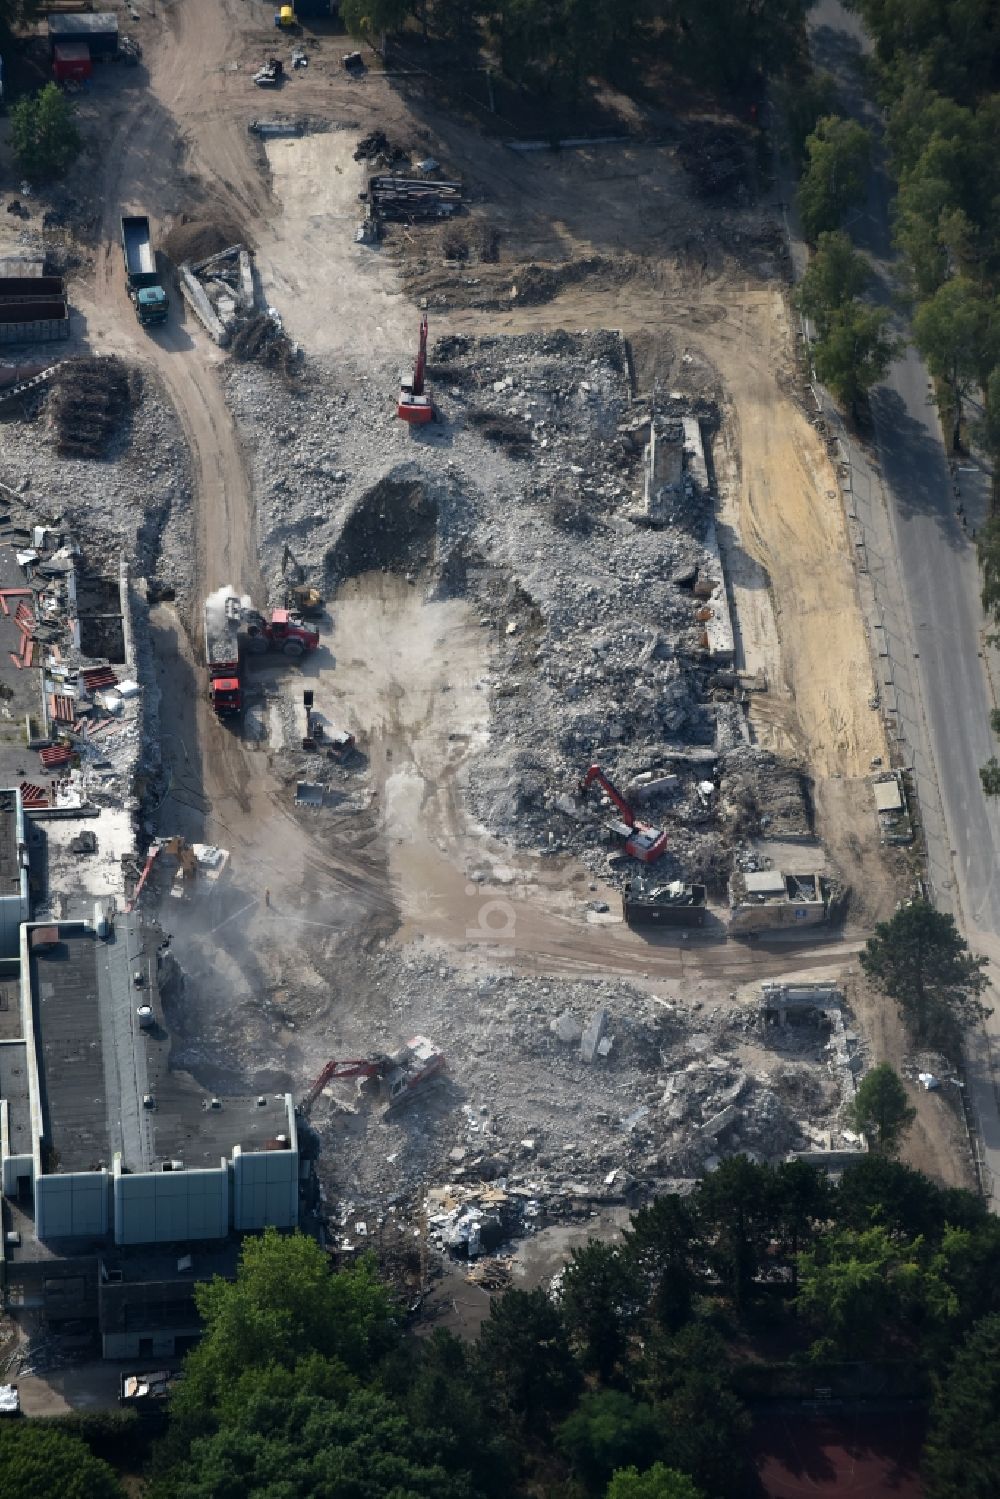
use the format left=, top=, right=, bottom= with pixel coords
left=807, top=0, right=1000, bottom=1197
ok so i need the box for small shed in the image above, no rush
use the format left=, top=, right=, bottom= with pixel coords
left=52, top=42, right=92, bottom=83
left=46, top=12, right=119, bottom=59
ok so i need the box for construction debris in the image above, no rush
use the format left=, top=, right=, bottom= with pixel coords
left=47, top=355, right=135, bottom=458
left=353, top=130, right=407, bottom=166
left=366, top=175, right=462, bottom=224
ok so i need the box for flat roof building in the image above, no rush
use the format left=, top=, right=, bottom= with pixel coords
left=728, top=869, right=829, bottom=935
left=3, top=916, right=298, bottom=1248
left=0, top=788, right=30, bottom=959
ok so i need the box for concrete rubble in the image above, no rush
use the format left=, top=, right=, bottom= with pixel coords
left=293, top=955, right=860, bottom=1240
left=225, top=332, right=817, bottom=900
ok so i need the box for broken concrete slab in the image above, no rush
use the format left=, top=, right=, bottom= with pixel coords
left=581, top=1007, right=608, bottom=1063
left=552, top=1010, right=583, bottom=1044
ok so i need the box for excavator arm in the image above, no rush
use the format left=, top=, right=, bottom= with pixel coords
left=413, top=314, right=428, bottom=396
left=299, top=1055, right=389, bottom=1115
left=577, top=764, right=636, bottom=827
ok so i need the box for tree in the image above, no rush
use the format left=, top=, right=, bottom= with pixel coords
left=624, top=1194, right=702, bottom=1332
left=172, top=1230, right=397, bottom=1432
left=10, top=83, right=80, bottom=180
left=848, top=1063, right=916, bottom=1155
left=560, top=1240, right=643, bottom=1380
left=476, top=1287, right=581, bottom=1432
left=978, top=516, right=1000, bottom=627
left=981, top=757, right=1000, bottom=796
left=0, top=1424, right=123, bottom=1499
left=924, top=1314, right=1000, bottom=1499
left=796, top=1225, right=932, bottom=1356
left=837, top=1155, right=986, bottom=1240
left=778, top=68, right=840, bottom=167
left=972, top=368, right=1000, bottom=509
left=913, top=277, right=997, bottom=448
left=812, top=300, right=900, bottom=415
left=669, top=0, right=808, bottom=96
left=340, top=0, right=409, bottom=41
left=771, top=1158, right=832, bottom=1287
left=796, top=116, right=872, bottom=241
left=400, top=1330, right=515, bottom=1499
left=694, top=1155, right=773, bottom=1309
left=639, top=1325, right=753, bottom=1499
left=860, top=900, right=990, bottom=1050
left=557, top=1391, right=664, bottom=1494
left=606, top=1462, right=705, bottom=1499
left=154, top=1384, right=480, bottom=1499
left=797, top=230, right=873, bottom=334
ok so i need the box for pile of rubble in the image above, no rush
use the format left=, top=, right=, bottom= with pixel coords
left=223, top=328, right=814, bottom=892
left=0, top=369, right=195, bottom=607
left=178, top=241, right=291, bottom=361
left=301, top=956, right=862, bottom=1268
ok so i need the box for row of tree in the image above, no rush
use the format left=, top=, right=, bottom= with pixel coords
left=341, top=0, right=809, bottom=101
left=4, top=1143, right=1000, bottom=1499
left=846, top=0, right=1000, bottom=468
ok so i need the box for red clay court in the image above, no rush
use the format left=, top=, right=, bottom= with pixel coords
left=754, top=1409, right=925, bottom=1497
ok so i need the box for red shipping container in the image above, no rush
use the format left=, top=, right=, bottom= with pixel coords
left=52, top=42, right=92, bottom=82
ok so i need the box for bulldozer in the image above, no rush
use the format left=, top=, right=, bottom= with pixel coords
left=282, top=545, right=324, bottom=618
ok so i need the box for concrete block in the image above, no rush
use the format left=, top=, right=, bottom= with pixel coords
left=580, top=1007, right=608, bottom=1063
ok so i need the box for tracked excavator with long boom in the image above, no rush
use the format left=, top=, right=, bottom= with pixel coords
left=299, top=1037, right=445, bottom=1118
left=397, top=314, right=433, bottom=424
left=576, top=764, right=669, bottom=863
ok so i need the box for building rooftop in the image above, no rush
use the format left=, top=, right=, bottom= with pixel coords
left=873, top=778, right=903, bottom=813
left=0, top=790, right=20, bottom=892
left=28, top=920, right=293, bottom=1177
left=0, top=1039, right=31, bottom=1162
left=31, top=929, right=107, bottom=1172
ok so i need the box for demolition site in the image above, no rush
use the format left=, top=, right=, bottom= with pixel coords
left=0, top=0, right=973, bottom=1386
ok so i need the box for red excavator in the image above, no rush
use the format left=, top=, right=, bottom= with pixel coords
left=577, top=764, right=669, bottom=864
left=299, top=1036, right=445, bottom=1118
left=397, top=314, right=433, bottom=424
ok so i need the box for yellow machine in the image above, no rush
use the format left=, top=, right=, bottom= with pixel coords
left=274, top=5, right=297, bottom=26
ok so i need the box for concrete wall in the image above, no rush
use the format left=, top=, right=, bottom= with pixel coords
left=730, top=901, right=827, bottom=934
left=103, top=1329, right=182, bottom=1360
left=232, top=1142, right=298, bottom=1232
left=0, top=789, right=30, bottom=960
left=35, top=1169, right=111, bottom=1239
left=114, top=1164, right=230, bottom=1245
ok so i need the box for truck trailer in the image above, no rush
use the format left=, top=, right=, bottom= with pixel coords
left=120, top=216, right=168, bottom=327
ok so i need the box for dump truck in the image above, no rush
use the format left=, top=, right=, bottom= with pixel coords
left=120, top=215, right=168, bottom=327
left=204, top=585, right=320, bottom=718
left=205, top=587, right=244, bottom=717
